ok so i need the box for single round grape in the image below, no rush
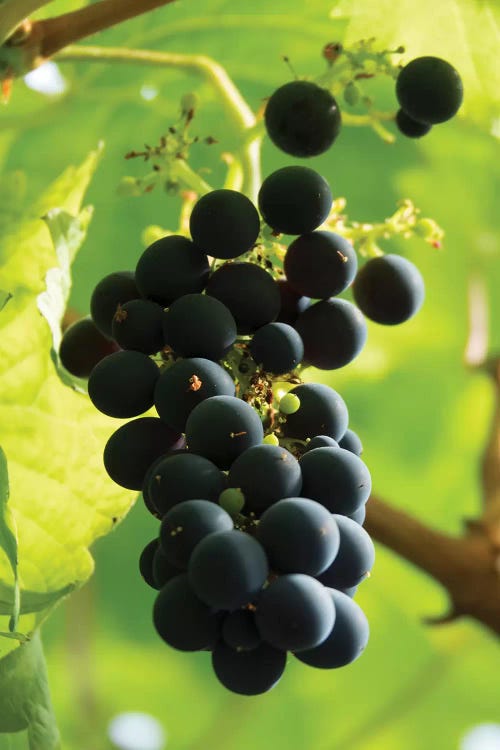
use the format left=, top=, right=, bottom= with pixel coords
left=284, top=231, right=357, bottom=299
left=59, top=317, right=119, bottom=378
left=228, top=444, right=302, bottom=514
left=139, top=538, right=160, bottom=589
left=90, top=271, right=140, bottom=338
left=296, top=297, right=368, bottom=370
left=282, top=383, right=348, bottom=442
left=135, top=234, right=210, bottom=305
left=257, top=498, right=340, bottom=576
left=396, top=56, right=463, bottom=124
left=300, top=446, right=371, bottom=515
left=339, top=428, right=363, bottom=456
left=154, top=357, right=235, bottom=432
left=164, top=294, right=237, bottom=360
left=264, top=80, right=342, bottom=157
left=188, top=530, right=269, bottom=610
left=295, top=588, right=369, bottom=668
left=255, top=574, right=335, bottom=652
left=250, top=322, right=304, bottom=374
left=263, top=433, right=280, bottom=446
left=276, top=279, right=310, bottom=325
left=279, top=393, right=301, bottom=415
left=258, top=166, right=332, bottom=235
left=186, top=395, right=264, bottom=470
left=318, top=514, right=375, bottom=589
left=305, top=435, right=339, bottom=451
left=142, top=451, right=186, bottom=518
left=395, top=108, right=432, bottom=138
left=152, top=545, right=181, bottom=589
left=206, top=262, right=280, bottom=334
left=160, top=499, right=234, bottom=569
left=222, top=610, right=262, bottom=651
left=111, top=299, right=164, bottom=354
left=103, top=417, right=183, bottom=490
left=352, top=254, right=425, bottom=325
left=218, top=487, right=245, bottom=516
left=153, top=574, right=221, bottom=651
left=88, top=350, right=159, bottom=418
left=144, top=452, right=227, bottom=516
left=189, top=189, right=260, bottom=259
left=212, top=642, right=286, bottom=695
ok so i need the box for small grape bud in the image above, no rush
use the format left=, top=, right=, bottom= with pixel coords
left=263, top=433, right=280, bottom=446
left=279, top=393, right=301, bottom=415
left=219, top=487, right=245, bottom=516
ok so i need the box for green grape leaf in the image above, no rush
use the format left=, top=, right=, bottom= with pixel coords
left=0, top=632, right=60, bottom=749
left=330, top=0, right=500, bottom=130
left=0, top=449, right=19, bottom=633
left=0, top=146, right=133, bottom=665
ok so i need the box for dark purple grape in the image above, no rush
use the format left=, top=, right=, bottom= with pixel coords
left=189, top=189, right=260, bottom=259
left=59, top=317, right=119, bottom=378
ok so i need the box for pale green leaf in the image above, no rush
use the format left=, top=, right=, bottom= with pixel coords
left=330, top=0, right=500, bottom=130
left=0, top=146, right=133, bottom=664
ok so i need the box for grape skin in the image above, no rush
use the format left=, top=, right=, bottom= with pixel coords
left=295, top=297, right=368, bottom=370
left=88, top=350, right=160, bottom=418
left=227, top=444, right=302, bottom=514
left=188, top=530, right=269, bottom=610
left=144, top=452, right=227, bottom=517
left=300, top=446, right=371, bottom=515
left=90, top=271, right=140, bottom=339
left=103, top=417, right=184, bottom=490
left=159, top=499, right=234, bottom=569
left=189, top=189, right=261, bottom=259
left=205, top=262, right=281, bottom=334
left=222, top=610, right=262, bottom=651
left=395, top=109, right=432, bottom=138
left=164, top=294, right=237, bottom=361
left=152, top=545, right=181, bottom=589
left=139, top=538, right=160, bottom=589
left=112, top=299, right=165, bottom=355
left=135, top=234, right=210, bottom=305
left=257, top=498, right=340, bottom=576
left=396, top=56, right=463, bottom=125
left=186, top=395, right=264, bottom=470
left=339, top=428, right=363, bottom=456
left=153, top=574, right=221, bottom=651
left=282, top=383, right=349, bottom=442
left=250, top=322, right=304, bottom=375
left=59, top=317, right=119, bottom=378
left=305, top=435, right=339, bottom=451
left=212, top=641, right=286, bottom=695
left=294, top=588, right=369, bottom=668
left=255, top=574, right=335, bottom=652
left=258, top=166, right=332, bottom=235
left=154, top=357, right=235, bottom=432
left=317, top=514, right=375, bottom=589
left=276, top=279, right=310, bottom=325
left=352, top=254, right=425, bottom=325
left=284, top=231, right=358, bottom=299
left=264, top=80, right=342, bottom=157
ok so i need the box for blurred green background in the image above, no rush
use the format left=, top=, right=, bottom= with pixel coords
left=2, top=0, right=500, bottom=748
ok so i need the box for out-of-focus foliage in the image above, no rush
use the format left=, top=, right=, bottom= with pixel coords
left=0, top=0, right=498, bottom=748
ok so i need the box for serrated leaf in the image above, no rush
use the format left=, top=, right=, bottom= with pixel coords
left=330, top=0, right=500, bottom=130
left=0, top=145, right=133, bottom=666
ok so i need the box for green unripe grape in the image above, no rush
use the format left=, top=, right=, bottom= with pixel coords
left=263, top=433, right=280, bottom=446
left=343, top=82, right=360, bottom=106
left=117, top=176, right=141, bottom=197
left=219, top=487, right=245, bottom=516
left=279, top=393, right=301, bottom=415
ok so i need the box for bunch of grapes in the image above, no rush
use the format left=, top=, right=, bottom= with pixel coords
left=264, top=54, right=463, bottom=155
left=57, top=170, right=384, bottom=694
left=57, top=49, right=462, bottom=691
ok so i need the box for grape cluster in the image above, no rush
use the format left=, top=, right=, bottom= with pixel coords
left=59, top=161, right=431, bottom=695
left=395, top=56, right=463, bottom=139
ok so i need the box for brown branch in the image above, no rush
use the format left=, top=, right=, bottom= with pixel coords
left=365, top=495, right=500, bottom=636
left=36, top=0, right=177, bottom=59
